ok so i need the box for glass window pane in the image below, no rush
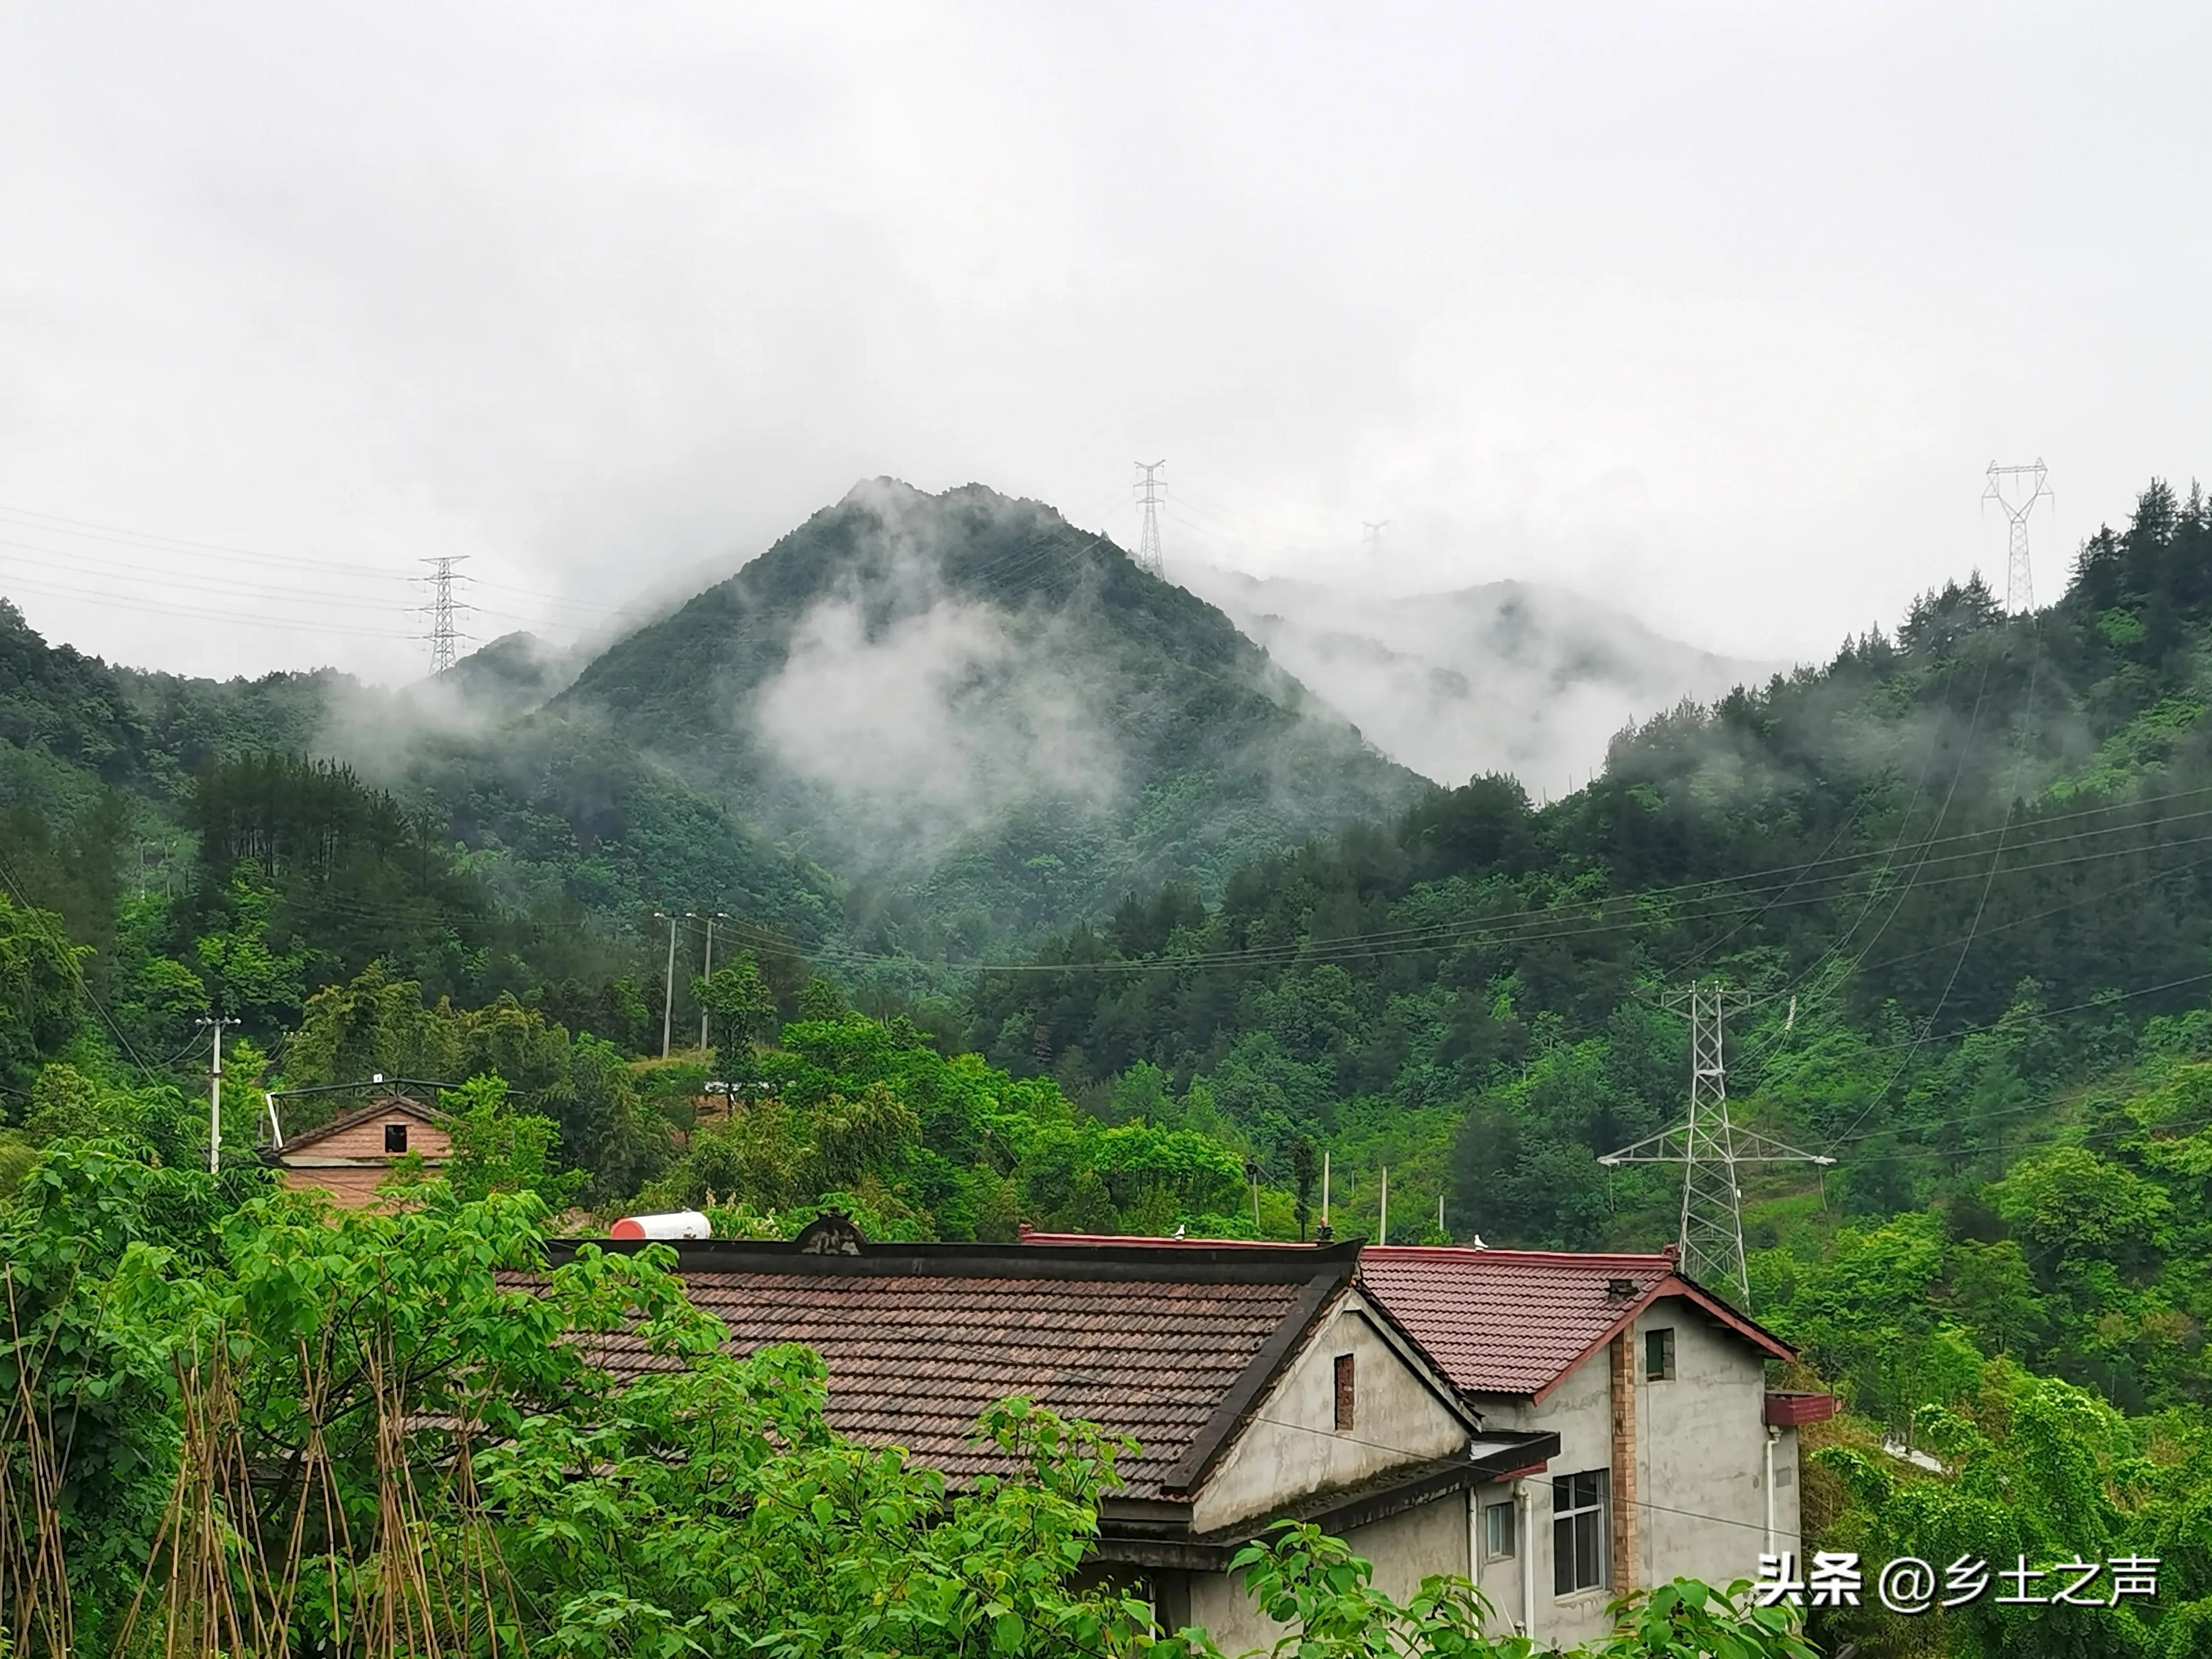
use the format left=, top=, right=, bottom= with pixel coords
left=1576, top=1510, right=1602, bottom=1588
left=1553, top=1475, right=1570, bottom=1510
left=1553, top=1517, right=1574, bottom=1595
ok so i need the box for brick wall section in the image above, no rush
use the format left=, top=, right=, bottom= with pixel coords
left=1610, top=1330, right=1639, bottom=1594
left=298, top=1116, right=452, bottom=1159
left=283, top=1166, right=392, bottom=1208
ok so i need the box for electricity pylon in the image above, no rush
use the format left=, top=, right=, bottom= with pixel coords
left=1983, top=460, right=2052, bottom=616
left=1598, top=983, right=1833, bottom=1305
left=1133, top=461, right=1167, bottom=577
left=419, top=555, right=471, bottom=673
left=1362, top=519, right=1389, bottom=554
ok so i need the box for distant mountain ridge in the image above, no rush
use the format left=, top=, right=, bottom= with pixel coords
left=0, top=483, right=1433, bottom=957
left=523, top=478, right=1426, bottom=940
left=1181, top=568, right=1785, bottom=798
left=428, top=631, right=590, bottom=722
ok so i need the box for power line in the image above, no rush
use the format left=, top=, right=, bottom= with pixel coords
left=1824, top=608, right=2047, bottom=1152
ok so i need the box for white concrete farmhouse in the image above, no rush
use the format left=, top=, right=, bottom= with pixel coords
left=561, top=1219, right=1831, bottom=1652
left=560, top=1219, right=1562, bottom=1656
left=1359, top=1244, right=1833, bottom=1650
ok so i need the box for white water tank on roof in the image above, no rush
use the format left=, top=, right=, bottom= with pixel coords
left=610, top=1210, right=712, bottom=1240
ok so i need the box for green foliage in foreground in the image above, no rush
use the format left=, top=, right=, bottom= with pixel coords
left=1802, top=1365, right=2212, bottom=1659
left=0, top=1145, right=1814, bottom=1659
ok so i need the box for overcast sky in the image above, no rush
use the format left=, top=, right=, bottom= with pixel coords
left=3, top=0, right=2208, bottom=683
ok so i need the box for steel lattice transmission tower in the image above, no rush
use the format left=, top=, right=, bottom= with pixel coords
left=1133, top=460, right=1167, bottom=577
left=1598, top=983, right=1833, bottom=1305
left=1984, top=460, right=2053, bottom=615
left=419, top=555, right=471, bottom=674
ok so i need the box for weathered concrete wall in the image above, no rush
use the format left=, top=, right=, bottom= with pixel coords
left=1471, top=1352, right=1615, bottom=1648
left=1180, top=1491, right=1470, bottom=1655
left=1471, top=1294, right=1779, bottom=1649
left=1633, top=1300, right=1775, bottom=1592
left=1190, top=1292, right=1468, bottom=1533
left=1354, top=1490, right=1473, bottom=1607
left=1775, top=1426, right=1803, bottom=1553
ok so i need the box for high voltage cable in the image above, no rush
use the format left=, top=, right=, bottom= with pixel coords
left=1729, top=642, right=1984, bottom=1016
left=0, top=577, right=423, bottom=641
left=1784, top=849, right=2212, bottom=998
left=0, top=503, right=403, bottom=577
left=0, top=537, right=404, bottom=603
left=750, top=811, right=2212, bottom=978
left=1725, top=644, right=1996, bottom=1075
left=0, top=847, right=159, bottom=1081
left=1825, top=618, right=2045, bottom=1151
left=0, top=485, right=1139, bottom=648
left=185, top=778, right=2212, bottom=981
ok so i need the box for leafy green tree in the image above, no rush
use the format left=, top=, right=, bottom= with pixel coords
left=1811, top=1364, right=2208, bottom=1658
left=1987, top=1147, right=2171, bottom=1270
left=796, top=972, right=849, bottom=1021
left=695, top=952, right=777, bottom=1052
left=440, top=1072, right=585, bottom=1212
left=0, top=891, right=84, bottom=1091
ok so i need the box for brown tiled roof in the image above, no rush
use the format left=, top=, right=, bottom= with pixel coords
left=555, top=1238, right=1357, bottom=1499
left=1356, top=1246, right=1794, bottom=1400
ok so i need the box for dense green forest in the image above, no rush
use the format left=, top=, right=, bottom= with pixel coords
left=8, top=478, right=2212, bottom=1654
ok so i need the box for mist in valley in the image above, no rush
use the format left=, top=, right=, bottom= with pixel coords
left=1180, top=565, right=1788, bottom=798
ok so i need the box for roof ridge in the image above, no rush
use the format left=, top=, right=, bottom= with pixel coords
left=1360, top=1246, right=1674, bottom=1268
left=276, top=1093, right=451, bottom=1153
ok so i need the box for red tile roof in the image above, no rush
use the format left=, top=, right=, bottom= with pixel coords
left=556, top=1238, right=1357, bottom=1499
left=1356, top=1246, right=1794, bottom=1400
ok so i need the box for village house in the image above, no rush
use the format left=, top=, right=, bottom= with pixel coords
left=563, top=1218, right=1560, bottom=1654
left=1018, top=1230, right=1832, bottom=1648
left=268, top=1094, right=451, bottom=1207
left=1358, top=1245, right=1831, bottom=1650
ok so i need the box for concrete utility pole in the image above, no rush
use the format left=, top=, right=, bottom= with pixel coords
left=1598, top=983, right=1833, bottom=1305
left=1983, top=460, right=2053, bottom=615
left=1377, top=1165, right=1389, bottom=1244
left=196, top=1015, right=236, bottom=1174
left=1132, top=460, right=1167, bottom=577
left=690, top=910, right=729, bottom=1051
left=653, top=910, right=678, bottom=1060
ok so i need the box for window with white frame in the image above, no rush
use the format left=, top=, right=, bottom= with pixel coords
left=1482, top=1499, right=1516, bottom=1561
left=1552, top=1470, right=1609, bottom=1595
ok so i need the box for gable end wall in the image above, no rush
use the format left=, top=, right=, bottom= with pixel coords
left=1189, top=1291, right=1468, bottom=1534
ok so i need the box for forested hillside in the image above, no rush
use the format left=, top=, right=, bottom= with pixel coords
left=540, top=477, right=1425, bottom=940
left=7, top=480, right=2212, bottom=1656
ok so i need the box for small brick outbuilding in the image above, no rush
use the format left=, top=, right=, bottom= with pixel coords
left=272, top=1095, right=451, bottom=1207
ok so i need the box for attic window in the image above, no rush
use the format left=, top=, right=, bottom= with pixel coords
left=1333, top=1353, right=1356, bottom=1432
left=384, top=1122, right=408, bottom=1154
left=1606, top=1277, right=1638, bottom=1298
